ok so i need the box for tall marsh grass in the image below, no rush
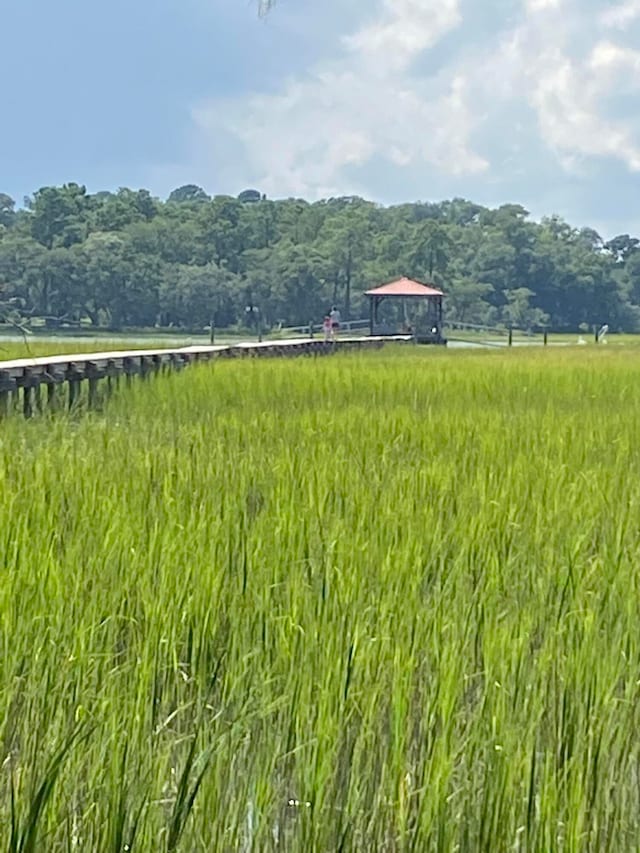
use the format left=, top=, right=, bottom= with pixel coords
left=1, top=347, right=640, bottom=850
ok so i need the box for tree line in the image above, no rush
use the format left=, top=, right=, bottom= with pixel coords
left=1, top=183, right=639, bottom=333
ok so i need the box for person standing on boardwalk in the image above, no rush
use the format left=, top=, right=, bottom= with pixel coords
left=323, top=315, right=333, bottom=341
left=329, top=306, right=341, bottom=337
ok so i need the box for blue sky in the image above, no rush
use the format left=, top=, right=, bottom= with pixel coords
left=3, top=0, right=640, bottom=237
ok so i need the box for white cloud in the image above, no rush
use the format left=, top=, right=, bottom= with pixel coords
left=188, top=0, right=489, bottom=198
left=344, top=0, right=461, bottom=69
left=168, top=0, right=640, bottom=211
left=459, top=0, right=640, bottom=174
left=515, top=1, right=640, bottom=172
left=524, top=0, right=562, bottom=11
left=590, top=40, right=640, bottom=78
left=600, top=0, right=640, bottom=29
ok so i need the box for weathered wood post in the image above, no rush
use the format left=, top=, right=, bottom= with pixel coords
left=124, top=358, right=134, bottom=388
left=47, top=381, right=57, bottom=412
left=140, top=356, right=152, bottom=382
left=86, top=362, right=100, bottom=409
left=209, top=319, right=215, bottom=345
left=152, top=354, right=162, bottom=379
left=22, top=373, right=33, bottom=419
left=0, top=375, right=13, bottom=418
left=68, top=379, right=78, bottom=409
left=508, top=327, right=513, bottom=347
left=33, top=383, right=43, bottom=416
left=67, top=367, right=82, bottom=410
left=106, top=360, right=115, bottom=397
left=88, top=378, right=98, bottom=409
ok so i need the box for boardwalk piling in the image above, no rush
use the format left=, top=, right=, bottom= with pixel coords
left=67, top=367, right=82, bottom=410
left=88, top=378, right=98, bottom=409
left=0, top=336, right=413, bottom=420
left=34, top=384, right=43, bottom=416
left=68, top=379, right=78, bottom=410
left=47, top=382, right=57, bottom=412
left=23, top=377, right=33, bottom=419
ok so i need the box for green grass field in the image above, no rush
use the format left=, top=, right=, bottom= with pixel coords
left=0, top=339, right=188, bottom=361
left=2, top=346, right=640, bottom=850
left=2, top=331, right=638, bottom=363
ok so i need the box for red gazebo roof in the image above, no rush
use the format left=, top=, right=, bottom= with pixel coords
left=365, top=277, right=444, bottom=298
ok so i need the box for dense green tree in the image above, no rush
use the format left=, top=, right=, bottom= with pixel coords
left=0, top=194, right=15, bottom=230
left=447, top=278, right=495, bottom=324
left=160, top=263, right=235, bottom=328
left=237, top=189, right=262, bottom=204
left=93, top=188, right=158, bottom=232
left=29, top=184, right=90, bottom=249
left=606, top=234, right=639, bottom=264
left=75, top=232, right=128, bottom=326
left=410, top=220, right=452, bottom=280
left=501, top=287, right=549, bottom=330
left=317, top=202, right=375, bottom=319
left=168, top=184, right=211, bottom=204
left=0, top=183, right=638, bottom=333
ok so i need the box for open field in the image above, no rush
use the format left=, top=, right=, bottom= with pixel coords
left=2, top=347, right=640, bottom=849
left=0, top=337, right=200, bottom=361
left=3, top=330, right=640, bottom=363
left=0, top=335, right=305, bottom=362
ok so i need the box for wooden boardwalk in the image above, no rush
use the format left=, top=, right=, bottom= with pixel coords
left=0, top=335, right=413, bottom=417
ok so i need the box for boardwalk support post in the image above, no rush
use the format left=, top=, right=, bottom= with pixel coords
left=34, top=384, right=43, bottom=416
left=67, top=368, right=82, bottom=410
left=23, top=374, right=33, bottom=419
left=0, top=377, right=14, bottom=418
left=0, top=336, right=414, bottom=419
left=87, top=362, right=100, bottom=409
left=48, top=382, right=57, bottom=412
left=69, top=380, right=80, bottom=409
left=88, top=378, right=98, bottom=409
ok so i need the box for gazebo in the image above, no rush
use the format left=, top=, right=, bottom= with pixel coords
left=366, top=277, right=446, bottom=345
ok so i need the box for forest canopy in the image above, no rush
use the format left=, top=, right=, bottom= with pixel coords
left=1, top=184, right=638, bottom=332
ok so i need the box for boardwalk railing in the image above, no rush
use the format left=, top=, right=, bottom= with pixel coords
left=278, top=318, right=370, bottom=338
left=0, top=335, right=413, bottom=418
left=444, top=321, right=549, bottom=348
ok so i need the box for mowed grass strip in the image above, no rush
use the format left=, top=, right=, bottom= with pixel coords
left=1, top=347, right=640, bottom=850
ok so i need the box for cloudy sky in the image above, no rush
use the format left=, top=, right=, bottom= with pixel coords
left=3, top=0, right=640, bottom=236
